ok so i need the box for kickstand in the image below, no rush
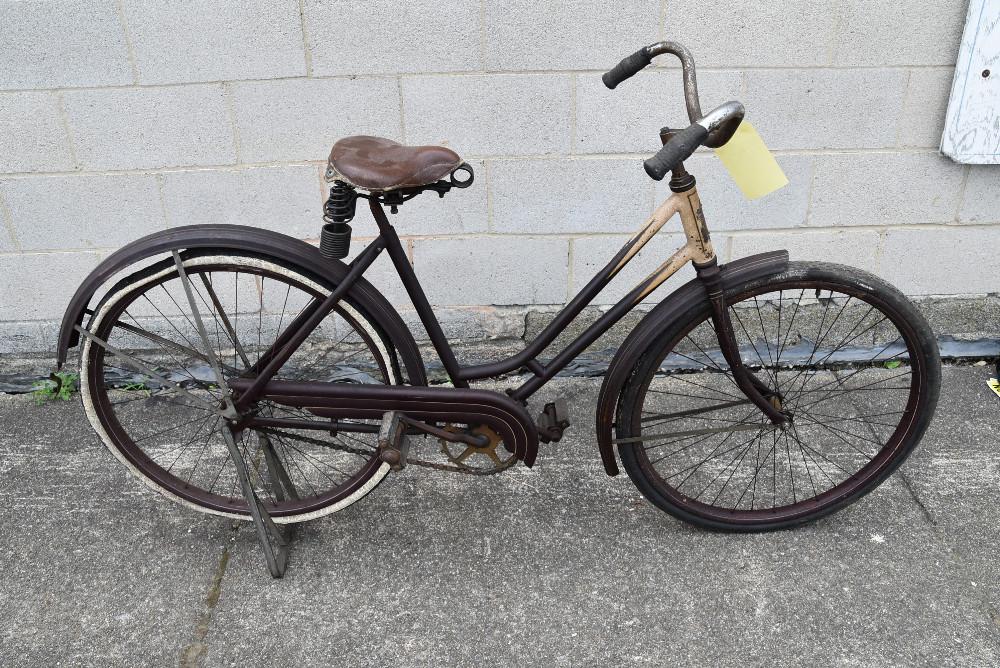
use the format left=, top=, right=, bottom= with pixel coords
left=221, top=426, right=297, bottom=578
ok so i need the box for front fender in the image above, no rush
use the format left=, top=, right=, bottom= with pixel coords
left=56, top=224, right=426, bottom=386
left=595, top=250, right=789, bottom=475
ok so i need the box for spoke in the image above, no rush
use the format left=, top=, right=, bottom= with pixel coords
left=134, top=413, right=214, bottom=443
left=777, top=289, right=806, bottom=365
left=613, top=422, right=774, bottom=446
left=736, top=431, right=777, bottom=510
left=75, top=325, right=219, bottom=413
left=121, top=310, right=220, bottom=395
left=665, top=421, right=765, bottom=487
left=112, top=317, right=242, bottom=376
left=648, top=373, right=742, bottom=401
left=171, top=251, right=229, bottom=397
left=788, top=422, right=854, bottom=479
left=779, top=292, right=848, bottom=398
left=646, top=384, right=744, bottom=403
left=199, top=272, right=252, bottom=368
left=677, top=333, right=743, bottom=394
left=708, top=427, right=768, bottom=505
left=729, top=305, right=773, bottom=386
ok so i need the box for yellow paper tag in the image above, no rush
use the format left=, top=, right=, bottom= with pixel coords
left=713, top=121, right=788, bottom=200
left=988, top=378, right=1000, bottom=398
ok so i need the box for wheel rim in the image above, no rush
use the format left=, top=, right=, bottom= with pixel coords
left=85, top=254, right=395, bottom=518
left=625, top=278, right=926, bottom=525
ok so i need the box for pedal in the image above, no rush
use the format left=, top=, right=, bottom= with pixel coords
left=536, top=399, right=571, bottom=444
left=377, top=411, right=409, bottom=471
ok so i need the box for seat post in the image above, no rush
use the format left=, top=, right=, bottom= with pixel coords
left=368, top=198, right=469, bottom=388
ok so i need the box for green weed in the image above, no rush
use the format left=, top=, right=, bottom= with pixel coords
left=32, top=371, right=79, bottom=405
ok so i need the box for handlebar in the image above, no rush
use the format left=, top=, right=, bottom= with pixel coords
left=603, top=41, right=706, bottom=138
left=643, top=101, right=745, bottom=180
left=603, top=41, right=746, bottom=179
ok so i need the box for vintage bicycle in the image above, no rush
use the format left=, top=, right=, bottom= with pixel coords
left=58, top=42, right=941, bottom=576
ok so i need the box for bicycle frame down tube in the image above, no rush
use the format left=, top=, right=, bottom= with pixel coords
left=504, top=185, right=714, bottom=401
left=364, top=185, right=712, bottom=399
left=233, top=235, right=387, bottom=412
left=509, top=185, right=713, bottom=401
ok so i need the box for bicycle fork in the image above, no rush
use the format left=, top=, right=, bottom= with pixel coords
left=668, top=165, right=787, bottom=426
left=695, top=258, right=787, bottom=425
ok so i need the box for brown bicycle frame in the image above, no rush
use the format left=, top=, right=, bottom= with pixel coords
left=232, top=175, right=783, bottom=424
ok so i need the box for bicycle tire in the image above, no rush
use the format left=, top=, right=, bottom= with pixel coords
left=81, top=250, right=424, bottom=523
left=615, top=261, right=940, bottom=532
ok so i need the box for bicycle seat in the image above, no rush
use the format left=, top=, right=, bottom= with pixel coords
left=327, top=136, right=464, bottom=192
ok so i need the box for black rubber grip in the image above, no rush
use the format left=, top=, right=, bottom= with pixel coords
left=643, top=123, right=709, bottom=180
left=602, top=47, right=652, bottom=89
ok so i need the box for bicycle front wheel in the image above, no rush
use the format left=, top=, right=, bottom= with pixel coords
left=616, top=261, right=940, bottom=531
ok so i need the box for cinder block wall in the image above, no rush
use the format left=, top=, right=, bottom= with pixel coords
left=0, top=0, right=994, bottom=355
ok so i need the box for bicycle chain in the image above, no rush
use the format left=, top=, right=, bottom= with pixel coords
left=254, top=427, right=502, bottom=476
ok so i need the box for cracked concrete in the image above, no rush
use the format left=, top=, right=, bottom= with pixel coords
left=1, top=365, right=999, bottom=666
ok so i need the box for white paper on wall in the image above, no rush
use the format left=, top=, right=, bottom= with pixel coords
left=941, top=0, right=1000, bottom=164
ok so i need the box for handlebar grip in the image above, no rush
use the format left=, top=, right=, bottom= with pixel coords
left=643, top=122, right=709, bottom=180
left=602, top=47, right=652, bottom=89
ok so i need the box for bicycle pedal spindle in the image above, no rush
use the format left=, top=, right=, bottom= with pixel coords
left=377, top=411, right=410, bottom=471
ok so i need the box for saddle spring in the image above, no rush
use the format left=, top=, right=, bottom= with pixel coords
left=320, top=181, right=357, bottom=260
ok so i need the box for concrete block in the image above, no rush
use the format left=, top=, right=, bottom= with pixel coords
left=665, top=0, right=836, bottom=67
left=0, top=320, right=48, bottom=355
left=342, top=240, right=412, bottom=308
left=0, top=213, right=15, bottom=252
left=730, top=228, right=882, bottom=274
left=484, top=0, right=661, bottom=71
left=1, top=174, right=164, bottom=251
left=0, top=0, right=131, bottom=89
left=402, top=74, right=572, bottom=156
left=231, top=78, right=401, bottom=163
left=490, top=158, right=653, bottom=235
left=304, top=0, right=481, bottom=75
left=656, top=153, right=813, bottom=231
left=570, top=233, right=700, bottom=305
left=832, top=0, right=966, bottom=66
left=899, top=68, right=955, bottom=149
left=880, top=227, right=1000, bottom=295
left=810, top=152, right=964, bottom=227
left=161, top=165, right=322, bottom=239
left=63, top=85, right=235, bottom=170
left=0, top=93, right=74, bottom=173
left=575, top=70, right=742, bottom=154
left=958, top=166, right=1000, bottom=224
left=398, top=306, right=526, bottom=344
left=742, top=69, right=908, bottom=150
left=121, top=0, right=306, bottom=84
left=411, top=236, right=568, bottom=305
left=0, top=251, right=102, bottom=320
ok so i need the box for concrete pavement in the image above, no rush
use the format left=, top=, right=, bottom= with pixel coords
left=1, top=365, right=998, bottom=667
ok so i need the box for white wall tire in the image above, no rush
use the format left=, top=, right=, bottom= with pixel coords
left=80, top=254, right=397, bottom=524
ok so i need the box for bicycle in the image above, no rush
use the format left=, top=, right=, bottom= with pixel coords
left=58, top=41, right=941, bottom=575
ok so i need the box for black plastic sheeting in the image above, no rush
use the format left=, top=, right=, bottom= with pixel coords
left=1, top=335, right=998, bottom=394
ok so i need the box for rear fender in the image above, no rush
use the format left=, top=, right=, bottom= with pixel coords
left=595, top=250, right=789, bottom=475
left=56, top=224, right=426, bottom=386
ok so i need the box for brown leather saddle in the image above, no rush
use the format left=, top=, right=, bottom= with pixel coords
left=327, top=135, right=467, bottom=192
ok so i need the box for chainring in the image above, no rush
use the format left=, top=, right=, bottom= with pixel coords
left=439, top=424, right=517, bottom=474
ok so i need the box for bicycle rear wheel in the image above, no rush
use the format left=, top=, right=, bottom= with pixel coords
left=616, top=261, right=940, bottom=531
left=81, top=251, right=415, bottom=522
